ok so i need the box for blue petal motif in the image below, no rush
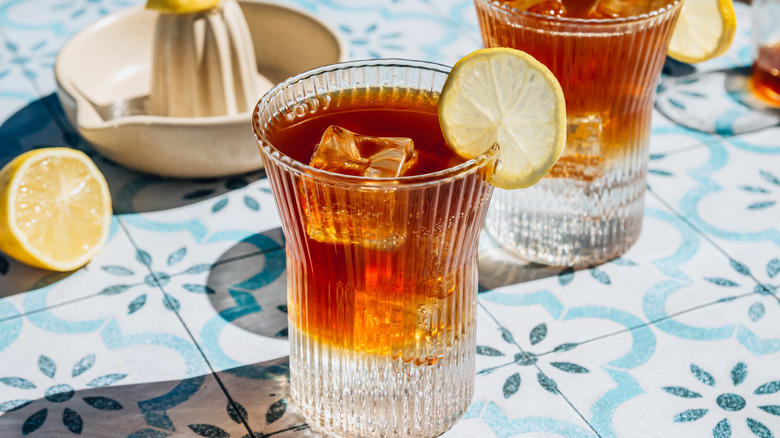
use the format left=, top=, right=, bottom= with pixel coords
left=163, top=294, right=180, bottom=312
left=529, top=323, right=547, bottom=345
left=760, top=170, right=780, bottom=186
left=713, top=418, right=731, bottom=438
left=558, top=267, right=574, bottom=286
left=662, top=386, right=702, bottom=398
left=211, top=198, right=228, bottom=213
left=499, top=327, right=515, bottom=344
left=102, top=266, right=134, bottom=275
left=550, top=362, right=589, bottom=373
left=0, top=399, right=33, bottom=413
left=503, top=373, right=521, bottom=398
left=590, top=268, right=611, bottom=285
left=72, top=354, right=95, bottom=377
left=553, top=343, right=577, bottom=352
left=183, top=284, right=216, bottom=294
left=758, top=405, right=780, bottom=417
left=704, top=277, right=740, bottom=287
left=38, top=355, right=56, bottom=378
left=22, top=408, right=47, bottom=435
left=86, top=373, right=128, bottom=388
left=612, top=258, right=637, bottom=266
left=187, top=424, right=229, bottom=437
left=747, top=418, right=772, bottom=438
left=184, top=264, right=212, bottom=274
left=244, top=196, right=260, bottom=211
left=738, top=185, right=769, bottom=193
left=63, top=407, right=83, bottom=433
left=767, top=258, right=780, bottom=278
left=537, top=372, right=558, bottom=394
left=476, top=346, right=504, bottom=356
left=136, top=250, right=153, bottom=267
left=167, top=248, right=186, bottom=266
left=730, top=259, right=751, bottom=276
left=0, top=255, right=8, bottom=275
left=227, top=401, right=247, bottom=424
left=749, top=303, right=766, bottom=322
left=748, top=201, right=776, bottom=210
left=266, top=398, right=286, bottom=424
left=83, top=396, right=123, bottom=410
left=128, top=295, right=147, bottom=314
left=673, top=409, right=708, bottom=422
left=731, top=363, right=747, bottom=386
left=755, top=381, right=780, bottom=394
left=0, top=377, right=36, bottom=389
left=691, top=364, right=715, bottom=386
left=99, top=285, right=131, bottom=295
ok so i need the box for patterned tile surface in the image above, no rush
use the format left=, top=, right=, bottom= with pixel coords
left=1, top=0, right=779, bottom=437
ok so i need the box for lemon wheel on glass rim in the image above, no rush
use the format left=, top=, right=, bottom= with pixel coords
left=438, top=48, right=567, bottom=190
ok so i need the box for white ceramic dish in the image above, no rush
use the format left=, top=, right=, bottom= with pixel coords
left=55, top=0, right=346, bottom=178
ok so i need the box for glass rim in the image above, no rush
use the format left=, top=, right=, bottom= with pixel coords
left=474, top=0, right=682, bottom=26
left=253, top=58, right=500, bottom=188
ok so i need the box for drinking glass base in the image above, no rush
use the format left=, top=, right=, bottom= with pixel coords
left=486, top=177, right=645, bottom=267
left=288, top=325, right=475, bottom=438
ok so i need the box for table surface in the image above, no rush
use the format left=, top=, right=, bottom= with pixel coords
left=1, top=1, right=779, bottom=437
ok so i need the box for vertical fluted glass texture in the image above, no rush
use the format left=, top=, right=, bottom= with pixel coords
left=475, top=0, right=682, bottom=266
left=253, top=60, right=496, bottom=438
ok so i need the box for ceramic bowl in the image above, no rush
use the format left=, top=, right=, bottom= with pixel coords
left=55, top=0, right=346, bottom=178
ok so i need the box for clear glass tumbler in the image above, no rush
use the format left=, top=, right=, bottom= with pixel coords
left=752, top=0, right=780, bottom=106
left=253, top=60, right=497, bottom=437
left=475, top=0, right=683, bottom=266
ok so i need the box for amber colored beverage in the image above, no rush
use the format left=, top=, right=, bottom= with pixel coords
left=266, top=90, right=472, bottom=361
left=753, top=42, right=780, bottom=106
left=476, top=0, right=682, bottom=266
left=254, top=60, right=496, bottom=438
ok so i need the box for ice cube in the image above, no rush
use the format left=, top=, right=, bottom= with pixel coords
left=298, top=127, right=414, bottom=250
left=309, top=125, right=418, bottom=178
left=546, top=114, right=604, bottom=180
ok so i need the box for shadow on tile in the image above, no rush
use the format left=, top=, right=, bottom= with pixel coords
left=0, top=266, right=75, bottom=300
left=206, top=227, right=289, bottom=340
left=1, top=93, right=267, bottom=215
left=0, top=356, right=314, bottom=437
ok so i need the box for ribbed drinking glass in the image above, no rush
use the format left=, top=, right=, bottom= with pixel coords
left=253, top=60, right=497, bottom=438
left=475, top=0, right=683, bottom=266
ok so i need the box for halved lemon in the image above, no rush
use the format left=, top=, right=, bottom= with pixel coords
left=0, top=148, right=112, bottom=272
left=146, top=0, right=221, bottom=14
left=439, top=48, right=566, bottom=190
left=668, top=0, right=736, bottom=64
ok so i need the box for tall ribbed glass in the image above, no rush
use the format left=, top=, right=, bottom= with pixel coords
left=475, top=0, right=682, bottom=266
left=252, top=60, right=497, bottom=438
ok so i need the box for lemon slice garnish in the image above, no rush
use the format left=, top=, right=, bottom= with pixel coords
left=146, top=0, right=221, bottom=14
left=438, top=48, right=566, bottom=190
left=668, top=0, right=737, bottom=64
left=0, top=148, right=112, bottom=272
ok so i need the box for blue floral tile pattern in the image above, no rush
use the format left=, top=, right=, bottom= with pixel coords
left=1, top=0, right=780, bottom=436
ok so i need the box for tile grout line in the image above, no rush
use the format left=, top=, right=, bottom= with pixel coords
left=647, top=187, right=780, bottom=305
left=114, top=216, right=259, bottom=438
left=0, top=244, right=285, bottom=325
left=422, top=0, right=483, bottom=49
left=530, top=290, right=757, bottom=358
left=477, top=300, right=604, bottom=438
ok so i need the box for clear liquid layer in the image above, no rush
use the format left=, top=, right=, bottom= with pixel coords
left=289, top=322, right=475, bottom=438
